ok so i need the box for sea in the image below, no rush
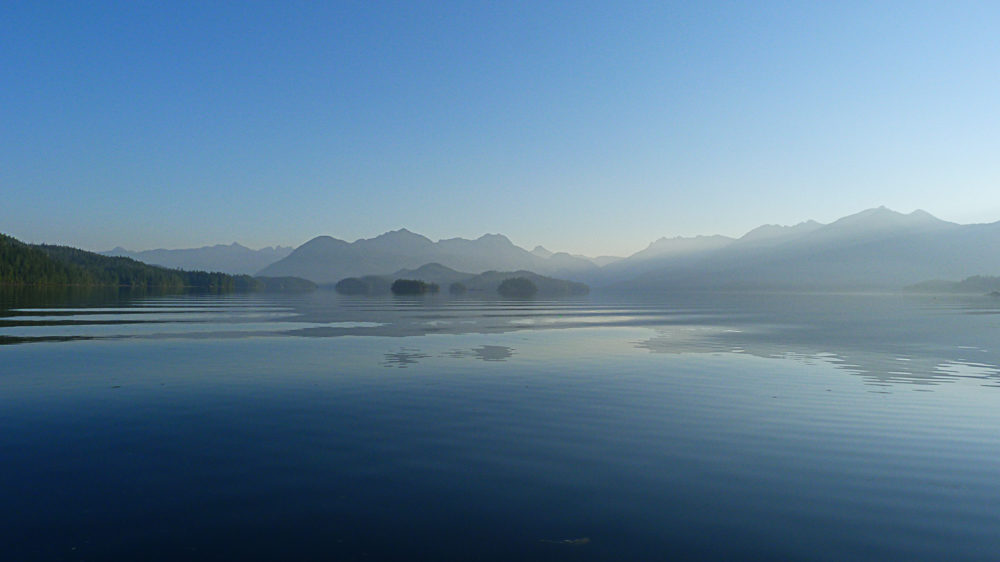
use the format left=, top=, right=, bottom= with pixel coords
left=2, top=288, right=999, bottom=561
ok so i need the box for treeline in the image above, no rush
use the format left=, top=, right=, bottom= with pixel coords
left=390, top=279, right=439, bottom=295
left=905, top=275, right=1000, bottom=294
left=0, top=235, right=86, bottom=286
left=335, top=267, right=588, bottom=297
left=1, top=234, right=314, bottom=291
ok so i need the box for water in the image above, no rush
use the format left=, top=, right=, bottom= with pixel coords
left=2, top=288, right=1000, bottom=561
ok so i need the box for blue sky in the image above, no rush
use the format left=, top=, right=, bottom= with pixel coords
left=2, top=1, right=998, bottom=256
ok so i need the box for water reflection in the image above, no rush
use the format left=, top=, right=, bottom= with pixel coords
left=382, top=348, right=431, bottom=368
left=443, top=345, right=515, bottom=362
left=3, top=288, right=1000, bottom=390
left=383, top=345, right=516, bottom=368
left=1, top=289, right=679, bottom=343
left=634, top=325, right=1000, bottom=388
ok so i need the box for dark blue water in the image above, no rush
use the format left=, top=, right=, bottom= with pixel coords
left=2, top=289, right=1000, bottom=560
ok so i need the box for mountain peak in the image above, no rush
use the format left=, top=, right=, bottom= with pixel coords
left=476, top=233, right=513, bottom=245
left=646, top=234, right=732, bottom=248
left=738, top=220, right=823, bottom=243
left=908, top=209, right=939, bottom=221
left=369, top=229, right=433, bottom=244
left=629, top=234, right=734, bottom=261
left=304, top=235, right=340, bottom=244
left=297, top=235, right=350, bottom=252
left=531, top=245, right=553, bottom=258
left=831, top=207, right=946, bottom=229
left=383, top=228, right=418, bottom=237
left=402, top=262, right=464, bottom=275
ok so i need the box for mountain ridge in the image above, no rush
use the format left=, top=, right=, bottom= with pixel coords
left=259, top=231, right=601, bottom=283
left=610, top=208, right=999, bottom=291
left=258, top=207, right=1000, bottom=289
left=103, top=243, right=294, bottom=275
left=84, top=206, right=1000, bottom=291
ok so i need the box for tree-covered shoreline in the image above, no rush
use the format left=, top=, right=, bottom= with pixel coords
left=1, top=233, right=314, bottom=291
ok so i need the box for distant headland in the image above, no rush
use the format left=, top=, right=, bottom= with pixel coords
left=0, top=233, right=314, bottom=292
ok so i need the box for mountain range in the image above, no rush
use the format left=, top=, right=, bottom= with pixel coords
left=94, top=207, right=1000, bottom=291
left=103, top=243, right=293, bottom=275
left=605, top=207, right=1000, bottom=291
left=257, top=230, right=600, bottom=283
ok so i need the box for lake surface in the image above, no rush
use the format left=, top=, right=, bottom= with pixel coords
left=2, top=288, right=1000, bottom=561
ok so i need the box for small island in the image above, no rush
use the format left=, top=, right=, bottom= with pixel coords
left=497, top=277, right=538, bottom=297
left=390, top=279, right=440, bottom=295
left=334, top=263, right=589, bottom=297
left=334, top=276, right=392, bottom=295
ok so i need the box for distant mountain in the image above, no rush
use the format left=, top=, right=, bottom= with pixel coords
left=531, top=246, right=553, bottom=258
left=103, top=243, right=293, bottom=275
left=736, top=220, right=823, bottom=245
left=333, top=262, right=588, bottom=297
left=392, top=263, right=477, bottom=286
left=588, top=234, right=736, bottom=286
left=613, top=207, right=1000, bottom=291
left=88, top=205, right=1000, bottom=293
left=259, top=229, right=600, bottom=283
left=628, top=234, right=736, bottom=262
left=591, top=255, right=624, bottom=267
left=533, top=244, right=620, bottom=267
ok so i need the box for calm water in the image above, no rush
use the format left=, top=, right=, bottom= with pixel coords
left=2, top=288, right=1000, bottom=561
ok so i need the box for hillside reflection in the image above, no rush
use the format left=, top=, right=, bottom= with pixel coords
left=3, top=288, right=999, bottom=389
left=634, top=325, right=1000, bottom=387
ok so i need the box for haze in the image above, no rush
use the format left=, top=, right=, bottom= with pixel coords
left=3, top=2, right=999, bottom=257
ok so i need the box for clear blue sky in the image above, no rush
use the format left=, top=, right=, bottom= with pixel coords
left=2, top=1, right=998, bottom=256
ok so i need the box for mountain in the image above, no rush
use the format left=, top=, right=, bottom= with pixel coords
left=591, top=255, right=624, bottom=267
left=736, top=220, right=823, bottom=245
left=103, top=243, right=293, bottom=275
left=628, top=234, right=736, bottom=262
left=259, top=230, right=600, bottom=283
left=531, top=246, right=553, bottom=258
left=587, top=234, right=736, bottom=286
left=391, top=263, right=477, bottom=286
left=79, top=205, right=1000, bottom=292
left=261, top=207, right=1000, bottom=290
left=614, top=208, right=1000, bottom=291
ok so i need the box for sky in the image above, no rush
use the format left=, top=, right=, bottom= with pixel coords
left=2, top=1, right=999, bottom=257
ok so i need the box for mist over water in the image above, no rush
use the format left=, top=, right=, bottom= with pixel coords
left=2, top=288, right=1000, bottom=560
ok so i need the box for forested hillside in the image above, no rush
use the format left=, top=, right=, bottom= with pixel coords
left=0, top=234, right=89, bottom=286
left=1, top=233, right=313, bottom=291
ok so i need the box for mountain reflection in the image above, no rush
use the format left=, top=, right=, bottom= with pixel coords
left=4, top=289, right=999, bottom=390
left=634, top=326, right=1000, bottom=387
